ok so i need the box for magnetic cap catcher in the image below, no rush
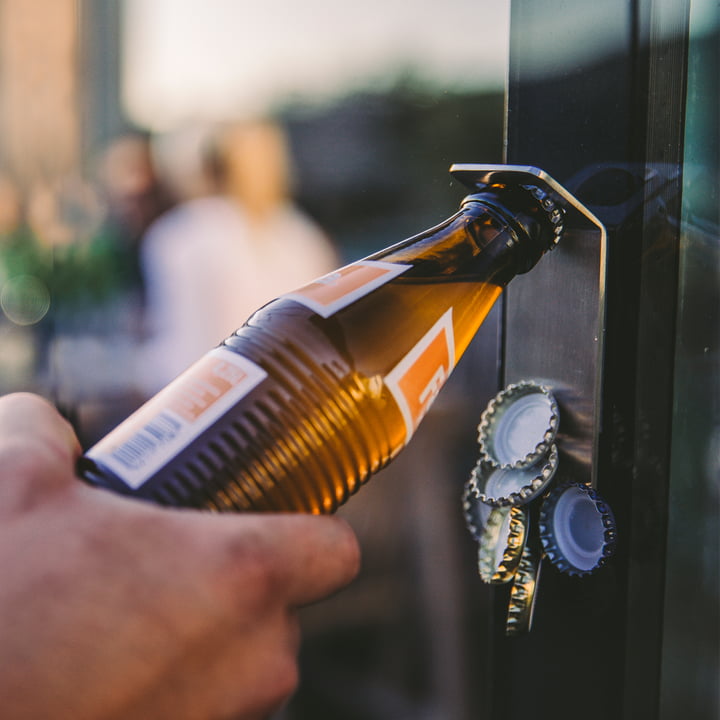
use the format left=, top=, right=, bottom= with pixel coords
left=478, top=381, right=559, bottom=469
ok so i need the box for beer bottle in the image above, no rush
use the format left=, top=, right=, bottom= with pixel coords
left=79, top=170, right=565, bottom=514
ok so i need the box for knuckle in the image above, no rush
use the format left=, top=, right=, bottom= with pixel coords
left=0, top=443, right=65, bottom=514
left=214, top=531, right=278, bottom=607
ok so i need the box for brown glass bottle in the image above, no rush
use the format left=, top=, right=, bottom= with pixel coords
left=79, top=182, right=561, bottom=513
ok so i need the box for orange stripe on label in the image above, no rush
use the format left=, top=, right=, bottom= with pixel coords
left=284, top=260, right=410, bottom=318
left=385, top=309, right=455, bottom=444
left=168, top=356, right=249, bottom=421
left=295, top=264, right=392, bottom=307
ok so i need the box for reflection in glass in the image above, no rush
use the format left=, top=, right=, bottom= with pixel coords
left=661, top=1, right=719, bottom=717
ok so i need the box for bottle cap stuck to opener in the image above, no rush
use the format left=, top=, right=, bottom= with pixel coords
left=506, top=545, right=541, bottom=636
left=468, top=444, right=559, bottom=507
left=462, top=475, right=492, bottom=542
left=476, top=505, right=529, bottom=585
left=477, top=381, right=559, bottom=469
left=538, top=481, right=617, bottom=576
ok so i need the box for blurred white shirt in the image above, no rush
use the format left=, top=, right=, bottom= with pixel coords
left=137, top=195, right=338, bottom=394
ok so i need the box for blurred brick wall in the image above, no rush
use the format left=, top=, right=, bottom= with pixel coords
left=0, top=0, right=80, bottom=186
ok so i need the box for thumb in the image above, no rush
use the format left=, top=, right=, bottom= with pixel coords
left=0, top=393, right=81, bottom=512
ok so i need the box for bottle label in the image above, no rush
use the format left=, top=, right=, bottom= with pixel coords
left=283, top=259, right=411, bottom=318
left=385, top=308, right=455, bottom=444
left=85, top=348, right=267, bottom=489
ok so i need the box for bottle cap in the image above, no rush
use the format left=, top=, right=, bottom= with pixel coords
left=476, top=505, right=528, bottom=585
left=478, top=381, right=559, bottom=469
left=468, top=444, right=559, bottom=507
left=524, top=183, right=565, bottom=245
left=462, top=475, right=492, bottom=543
left=505, top=546, right=541, bottom=636
left=539, top=481, right=617, bottom=576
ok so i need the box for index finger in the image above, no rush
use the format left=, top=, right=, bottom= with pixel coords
left=216, top=512, right=361, bottom=607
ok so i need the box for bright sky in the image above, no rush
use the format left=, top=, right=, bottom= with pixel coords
left=122, top=0, right=510, bottom=130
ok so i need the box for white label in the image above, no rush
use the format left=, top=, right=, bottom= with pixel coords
left=86, top=347, right=266, bottom=489
left=283, top=260, right=410, bottom=318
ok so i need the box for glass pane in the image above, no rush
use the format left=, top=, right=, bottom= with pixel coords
left=661, top=1, right=720, bottom=717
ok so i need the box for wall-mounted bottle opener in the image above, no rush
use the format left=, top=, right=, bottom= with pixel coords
left=451, top=165, right=610, bottom=635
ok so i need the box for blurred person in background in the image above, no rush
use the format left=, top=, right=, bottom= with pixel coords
left=138, top=117, right=339, bottom=395
left=32, top=133, right=173, bottom=446
left=95, top=130, right=175, bottom=311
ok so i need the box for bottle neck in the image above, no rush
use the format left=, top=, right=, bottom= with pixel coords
left=463, top=184, right=559, bottom=274
left=367, top=183, right=559, bottom=286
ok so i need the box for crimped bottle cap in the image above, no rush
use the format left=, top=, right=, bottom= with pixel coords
left=462, top=475, right=492, bottom=543
left=468, top=444, right=559, bottom=507
left=478, top=381, right=559, bottom=469
left=506, top=546, right=541, bottom=636
left=539, top=481, right=617, bottom=576
left=476, top=505, right=528, bottom=585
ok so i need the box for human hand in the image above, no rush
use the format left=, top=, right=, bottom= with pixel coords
left=0, top=392, right=360, bottom=720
